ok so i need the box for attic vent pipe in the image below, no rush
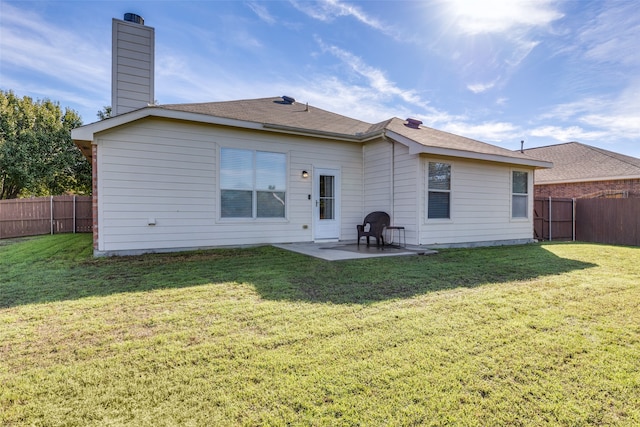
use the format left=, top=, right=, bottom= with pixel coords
left=405, top=118, right=423, bottom=129
left=124, top=13, right=144, bottom=25
left=281, top=96, right=295, bottom=105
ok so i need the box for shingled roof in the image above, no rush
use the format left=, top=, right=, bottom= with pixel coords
left=385, top=117, right=541, bottom=163
left=158, top=99, right=548, bottom=167
left=72, top=96, right=551, bottom=168
left=159, top=97, right=377, bottom=136
left=524, top=142, right=640, bottom=184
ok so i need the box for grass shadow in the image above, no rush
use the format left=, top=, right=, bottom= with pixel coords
left=0, top=235, right=597, bottom=308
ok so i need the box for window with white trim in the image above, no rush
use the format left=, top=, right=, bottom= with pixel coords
left=512, top=171, right=528, bottom=218
left=427, top=162, right=451, bottom=219
left=220, top=148, right=286, bottom=218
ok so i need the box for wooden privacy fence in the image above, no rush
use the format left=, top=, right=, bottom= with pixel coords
left=534, top=198, right=575, bottom=241
left=0, top=195, right=92, bottom=239
left=535, top=197, right=640, bottom=246
left=575, top=198, right=640, bottom=246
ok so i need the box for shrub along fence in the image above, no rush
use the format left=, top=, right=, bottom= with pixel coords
left=0, top=195, right=92, bottom=239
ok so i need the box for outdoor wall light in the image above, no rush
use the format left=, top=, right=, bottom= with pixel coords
left=302, top=170, right=309, bottom=178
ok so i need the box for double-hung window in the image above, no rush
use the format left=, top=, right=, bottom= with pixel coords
left=512, top=171, right=528, bottom=218
left=427, top=162, right=451, bottom=219
left=220, top=148, right=286, bottom=218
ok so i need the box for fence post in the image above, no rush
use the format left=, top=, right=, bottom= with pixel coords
left=548, top=196, right=552, bottom=241
left=73, top=195, right=76, bottom=234
left=572, top=198, right=576, bottom=241
left=50, top=196, right=54, bottom=235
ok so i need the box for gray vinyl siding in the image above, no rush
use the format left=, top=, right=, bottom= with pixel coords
left=418, top=156, right=535, bottom=245
left=390, top=142, right=420, bottom=245
left=94, top=117, right=536, bottom=254
left=362, top=139, right=392, bottom=214
left=96, top=118, right=363, bottom=253
left=112, top=18, right=154, bottom=115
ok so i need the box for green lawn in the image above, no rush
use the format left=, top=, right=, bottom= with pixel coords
left=1, top=235, right=639, bottom=426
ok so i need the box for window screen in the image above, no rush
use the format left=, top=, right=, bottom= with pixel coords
left=512, top=171, right=528, bottom=218
left=220, top=148, right=286, bottom=218
left=428, top=162, right=451, bottom=219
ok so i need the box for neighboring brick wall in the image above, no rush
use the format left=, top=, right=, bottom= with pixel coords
left=92, top=144, right=98, bottom=251
left=535, top=178, right=640, bottom=199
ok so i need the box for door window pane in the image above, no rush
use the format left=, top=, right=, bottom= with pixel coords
left=320, top=198, right=334, bottom=220
left=319, top=175, right=335, bottom=220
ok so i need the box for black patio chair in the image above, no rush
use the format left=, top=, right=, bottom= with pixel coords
left=356, top=211, right=390, bottom=247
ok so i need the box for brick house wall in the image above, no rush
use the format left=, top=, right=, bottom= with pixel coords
left=535, top=178, right=640, bottom=199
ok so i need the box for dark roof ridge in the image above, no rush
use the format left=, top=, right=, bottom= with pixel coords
left=524, top=141, right=580, bottom=151
left=526, top=141, right=640, bottom=166
left=580, top=143, right=640, bottom=168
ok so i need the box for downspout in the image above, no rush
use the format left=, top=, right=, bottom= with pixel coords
left=390, top=136, right=395, bottom=221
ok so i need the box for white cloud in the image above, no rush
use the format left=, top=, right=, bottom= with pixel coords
left=247, top=2, right=276, bottom=25
left=438, top=0, right=563, bottom=88
left=578, top=1, right=640, bottom=66
left=0, top=3, right=109, bottom=98
left=290, top=0, right=401, bottom=39
left=529, top=125, right=607, bottom=142
left=467, top=81, right=496, bottom=94
left=442, top=120, right=520, bottom=143
left=535, top=81, right=640, bottom=142
left=444, top=0, right=563, bottom=35
left=314, top=38, right=428, bottom=106
left=290, top=0, right=379, bottom=26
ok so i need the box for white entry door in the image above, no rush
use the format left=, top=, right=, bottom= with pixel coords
left=313, top=168, right=341, bottom=240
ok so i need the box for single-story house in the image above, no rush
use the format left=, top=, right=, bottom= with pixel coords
left=524, top=142, right=640, bottom=199
left=71, top=14, right=552, bottom=256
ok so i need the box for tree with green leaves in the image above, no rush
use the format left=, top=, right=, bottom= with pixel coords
left=0, top=90, right=91, bottom=199
left=97, top=106, right=112, bottom=120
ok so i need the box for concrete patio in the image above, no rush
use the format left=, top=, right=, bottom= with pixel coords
left=273, top=242, right=437, bottom=261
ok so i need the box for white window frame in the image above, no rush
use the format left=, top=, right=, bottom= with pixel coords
left=511, top=170, right=529, bottom=219
left=219, top=148, right=287, bottom=220
left=426, top=161, right=452, bottom=221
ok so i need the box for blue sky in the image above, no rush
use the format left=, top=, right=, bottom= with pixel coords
left=1, top=0, right=639, bottom=157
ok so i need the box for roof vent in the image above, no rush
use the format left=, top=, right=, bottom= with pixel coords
left=281, top=96, right=295, bottom=105
left=405, top=118, right=423, bottom=129
left=124, top=13, right=144, bottom=25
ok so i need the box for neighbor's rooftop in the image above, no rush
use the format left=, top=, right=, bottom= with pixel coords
left=524, top=142, right=640, bottom=184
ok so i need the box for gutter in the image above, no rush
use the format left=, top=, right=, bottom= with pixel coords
left=385, top=130, right=553, bottom=169
left=262, top=123, right=384, bottom=142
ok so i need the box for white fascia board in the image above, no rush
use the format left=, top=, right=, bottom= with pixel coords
left=262, top=123, right=382, bottom=142
left=71, top=107, right=264, bottom=141
left=385, top=130, right=553, bottom=169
